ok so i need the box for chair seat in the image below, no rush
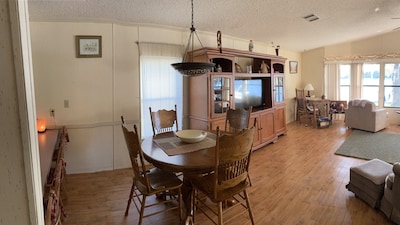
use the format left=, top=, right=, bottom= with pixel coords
left=190, top=173, right=249, bottom=202
left=135, top=167, right=182, bottom=195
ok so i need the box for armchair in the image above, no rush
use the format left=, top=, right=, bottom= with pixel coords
left=381, top=163, right=400, bottom=224
left=345, top=99, right=389, bottom=132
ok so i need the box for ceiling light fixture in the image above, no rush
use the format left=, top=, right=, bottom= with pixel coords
left=171, top=0, right=215, bottom=77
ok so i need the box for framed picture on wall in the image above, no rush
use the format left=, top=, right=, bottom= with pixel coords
left=289, top=61, right=298, bottom=74
left=76, top=35, right=102, bottom=58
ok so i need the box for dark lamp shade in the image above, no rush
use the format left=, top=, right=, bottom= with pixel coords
left=172, top=62, right=215, bottom=77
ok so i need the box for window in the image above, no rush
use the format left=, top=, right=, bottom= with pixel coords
left=139, top=43, right=183, bottom=138
left=339, top=64, right=350, bottom=102
left=361, top=63, right=380, bottom=105
left=326, top=59, right=400, bottom=109
left=384, top=63, right=400, bottom=107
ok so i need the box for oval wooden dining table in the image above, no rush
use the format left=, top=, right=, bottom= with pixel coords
left=141, top=132, right=216, bottom=224
left=141, top=132, right=215, bottom=174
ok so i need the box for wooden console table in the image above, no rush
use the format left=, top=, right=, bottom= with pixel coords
left=38, top=127, right=69, bottom=189
left=38, top=129, right=61, bottom=189
left=39, top=127, right=69, bottom=224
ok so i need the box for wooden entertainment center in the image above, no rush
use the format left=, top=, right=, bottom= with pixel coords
left=188, top=47, right=287, bottom=150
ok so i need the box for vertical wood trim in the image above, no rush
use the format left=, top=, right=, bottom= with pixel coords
left=9, top=0, right=44, bottom=224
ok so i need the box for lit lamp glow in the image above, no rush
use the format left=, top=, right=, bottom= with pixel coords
left=304, top=83, right=314, bottom=97
left=37, top=118, right=46, bottom=133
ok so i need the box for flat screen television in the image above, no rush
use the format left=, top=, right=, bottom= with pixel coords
left=234, top=79, right=264, bottom=109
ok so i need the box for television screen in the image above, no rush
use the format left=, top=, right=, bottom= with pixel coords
left=234, top=79, right=263, bottom=109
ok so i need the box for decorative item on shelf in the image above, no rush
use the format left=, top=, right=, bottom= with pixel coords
left=275, top=45, right=280, bottom=56
left=272, top=42, right=280, bottom=56
left=217, top=30, right=222, bottom=53
left=216, top=64, right=222, bottom=72
left=171, top=0, right=215, bottom=77
left=260, top=60, right=269, bottom=73
left=246, top=65, right=252, bottom=73
left=321, top=94, right=326, bottom=99
left=37, top=118, right=46, bottom=133
left=235, top=63, right=242, bottom=73
left=249, top=40, right=254, bottom=52
left=304, top=83, right=314, bottom=97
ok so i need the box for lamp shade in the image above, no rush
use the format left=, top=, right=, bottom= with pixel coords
left=171, top=62, right=215, bottom=77
left=304, top=83, right=314, bottom=91
left=304, top=83, right=314, bottom=97
left=37, top=118, right=46, bottom=132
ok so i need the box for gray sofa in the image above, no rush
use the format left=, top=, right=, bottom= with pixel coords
left=345, top=99, right=388, bottom=132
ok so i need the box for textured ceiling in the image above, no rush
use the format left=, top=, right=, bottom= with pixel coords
left=28, top=0, right=400, bottom=52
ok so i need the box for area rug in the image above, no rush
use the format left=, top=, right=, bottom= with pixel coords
left=335, top=130, right=400, bottom=164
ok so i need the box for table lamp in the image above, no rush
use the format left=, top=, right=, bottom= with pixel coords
left=304, top=83, right=314, bottom=97
left=37, top=118, right=46, bottom=133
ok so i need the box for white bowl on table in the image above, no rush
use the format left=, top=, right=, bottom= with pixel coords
left=175, top=130, right=207, bottom=143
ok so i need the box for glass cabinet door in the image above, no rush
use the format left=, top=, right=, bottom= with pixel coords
left=213, top=76, right=231, bottom=115
left=274, top=75, right=284, bottom=103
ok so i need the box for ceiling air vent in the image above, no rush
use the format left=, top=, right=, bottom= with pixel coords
left=304, top=14, right=319, bottom=22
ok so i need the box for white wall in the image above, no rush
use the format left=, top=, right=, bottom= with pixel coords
left=30, top=21, right=301, bottom=174
left=301, top=47, right=325, bottom=97
left=325, top=30, right=400, bottom=57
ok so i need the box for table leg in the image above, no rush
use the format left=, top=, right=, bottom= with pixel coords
left=182, top=176, right=194, bottom=225
left=313, top=105, right=317, bottom=128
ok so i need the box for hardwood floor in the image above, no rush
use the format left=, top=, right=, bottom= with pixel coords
left=62, top=120, right=400, bottom=225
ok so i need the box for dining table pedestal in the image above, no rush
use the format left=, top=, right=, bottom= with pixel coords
left=141, top=132, right=216, bottom=223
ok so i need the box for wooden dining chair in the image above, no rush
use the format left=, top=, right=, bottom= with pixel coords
left=225, top=106, right=254, bottom=186
left=295, top=88, right=306, bottom=122
left=296, top=88, right=316, bottom=125
left=189, top=126, right=256, bottom=225
left=224, top=106, right=252, bottom=133
left=121, top=117, right=183, bottom=225
left=149, top=104, right=178, bottom=136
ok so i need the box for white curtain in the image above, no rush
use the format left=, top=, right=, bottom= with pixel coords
left=325, top=62, right=364, bottom=101
left=139, top=43, right=183, bottom=138
left=351, top=63, right=362, bottom=99
left=324, top=63, right=340, bottom=100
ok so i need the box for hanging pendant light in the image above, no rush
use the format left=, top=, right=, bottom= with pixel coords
left=171, top=0, right=215, bottom=77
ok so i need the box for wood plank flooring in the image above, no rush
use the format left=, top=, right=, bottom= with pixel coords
left=62, top=120, right=400, bottom=225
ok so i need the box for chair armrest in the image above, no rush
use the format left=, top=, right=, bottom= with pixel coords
left=393, top=162, right=400, bottom=175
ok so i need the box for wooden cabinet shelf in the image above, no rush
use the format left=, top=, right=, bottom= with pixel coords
left=188, top=47, right=287, bottom=149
